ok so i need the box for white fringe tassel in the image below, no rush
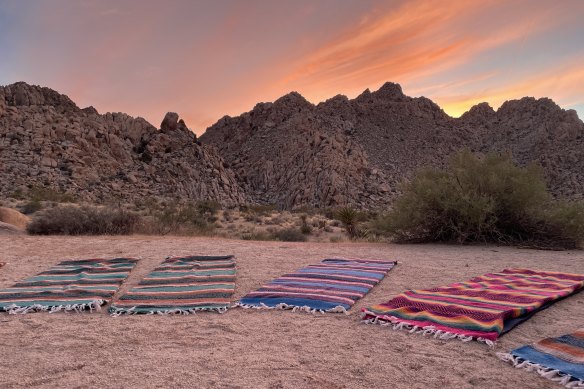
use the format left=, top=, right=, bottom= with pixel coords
left=361, top=313, right=495, bottom=347
left=232, top=302, right=349, bottom=315
left=109, top=306, right=229, bottom=317
left=3, top=300, right=104, bottom=314
left=497, top=352, right=584, bottom=388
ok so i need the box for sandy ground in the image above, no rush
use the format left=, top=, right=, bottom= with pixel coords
left=0, top=236, right=582, bottom=389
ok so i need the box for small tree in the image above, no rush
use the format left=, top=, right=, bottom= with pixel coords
left=377, top=150, right=584, bottom=249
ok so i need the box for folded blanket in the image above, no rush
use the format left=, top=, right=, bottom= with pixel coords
left=498, top=329, right=584, bottom=388
left=109, top=255, right=236, bottom=315
left=0, top=258, right=138, bottom=314
left=236, top=258, right=397, bottom=314
left=362, top=269, right=584, bottom=345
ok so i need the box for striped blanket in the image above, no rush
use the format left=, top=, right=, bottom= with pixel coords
left=109, top=255, right=236, bottom=315
left=0, top=258, right=138, bottom=314
left=362, top=269, right=584, bottom=345
left=498, top=329, right=584, bottom=388
left=236, top=258, right=397, bottom=313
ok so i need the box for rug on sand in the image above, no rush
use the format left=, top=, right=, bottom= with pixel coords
left=0, top=258, right=139, bottom=314
left=235, top=258, right=397, bottom=314
left=109, top=255, right=236, bottom=315
left=362, top=269, right=584, bottom=346
left=497, top=328, right=584, bottom=388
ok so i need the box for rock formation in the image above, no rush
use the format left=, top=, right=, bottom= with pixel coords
left=2, top=81, right=583, bottom=210
left=0, top=82, right=246, bottom=205
left=201, top=82, right=584, bottom=207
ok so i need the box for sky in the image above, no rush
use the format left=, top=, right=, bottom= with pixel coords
left=1, top=0, right=583, bottom=134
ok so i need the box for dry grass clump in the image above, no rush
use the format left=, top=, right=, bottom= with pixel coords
left=376, top=150, right=584, bottom=250
left=27, top=205, right=138, bottom=235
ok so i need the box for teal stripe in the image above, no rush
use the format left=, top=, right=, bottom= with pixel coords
left=130, top=284, right=235, bottom=293
left=148, top=269, right=235, bottom=277
left=28, top=274, right=128, bottom=281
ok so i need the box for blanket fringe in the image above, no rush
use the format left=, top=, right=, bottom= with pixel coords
left=361, top=314, right=495, bottom=347
left=497, top=352, right=584, bottom=388
left=233, top=302, right=349, bottom=315
left=3, top=300, right=104, bottom=315
left=109, top=306, right=228, bottom=316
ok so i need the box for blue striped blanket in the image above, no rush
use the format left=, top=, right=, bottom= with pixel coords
left=498, top=328, right=584, bottom=388
left=236, top=258, right=396, bottom=313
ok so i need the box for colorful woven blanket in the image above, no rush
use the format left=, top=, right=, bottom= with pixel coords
left=109, top=255, right=236, bottom=315
left=236, top=258, right=397, bottom=313
left=362, top=269, right=584, bottom=345
left=498, top=329, right=584, bottom=388
left=0, top=258, right=138, bottom=314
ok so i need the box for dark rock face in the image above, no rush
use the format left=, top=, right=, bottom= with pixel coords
left=0, top=83, right=246, bottom=205
left=2, top=81, right=583, bottom=210
left=201, top=83, right=584, bottom=208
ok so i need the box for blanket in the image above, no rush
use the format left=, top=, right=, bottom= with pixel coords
left=498, top=329, right=584, bottom=388
left=109, top=255, right=236, bottom=315
left=236, top=258, right=397, bottom=313
left=362, top=268, right=584, bottom=345
left=0, top=258, right=138, bottom=314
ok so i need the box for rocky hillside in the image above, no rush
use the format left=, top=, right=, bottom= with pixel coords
left=202, top=82, right=584, bottom=207
left=0, top=82, right=246, bottom=205
left=201, top=92, right=390, bottom=209
left=2, top=81, right=582, bottom=210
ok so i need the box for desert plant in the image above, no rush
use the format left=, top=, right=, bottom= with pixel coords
left=21, top=199, right=42, bottom=214
left=27, top=205, right=139, bottom=235
left=299, top=214, right=313, bottom=235
left=273, top=228, right=307, bottom=242
left=151, top=202, right=217, bottom=235
left=377, top=149, right=584, bottom=249
left=334, top=206, right=367, bottom=239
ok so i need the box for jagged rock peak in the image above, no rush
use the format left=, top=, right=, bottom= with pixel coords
left=372, top=82, right=405, bottom=100
left=460, top=102, right=495, bottom=120
left=82, top=106, right=99, bottom=115
left=273, top=91, right=313, bottom=110
left=160, top=112, right=180, bottom=132
left=1, top=81, right=79, bottom=113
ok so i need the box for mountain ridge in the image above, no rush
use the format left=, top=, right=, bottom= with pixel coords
left=2, top=81, right=583, bottom=209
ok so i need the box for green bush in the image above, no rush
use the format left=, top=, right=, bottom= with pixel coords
left=377, top=150, right=584, bottom=249
left=27, top=205, right=139, bottom=235
left=334, top=206, right=369, bottom=239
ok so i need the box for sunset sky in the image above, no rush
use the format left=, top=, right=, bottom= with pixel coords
left=1, top=0, right=583, bottom=134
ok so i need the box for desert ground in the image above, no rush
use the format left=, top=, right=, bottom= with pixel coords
left=0, top=235, right=582, bottom=388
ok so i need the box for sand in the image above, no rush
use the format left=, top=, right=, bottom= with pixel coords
left=0, top=235, right=582, bottom=388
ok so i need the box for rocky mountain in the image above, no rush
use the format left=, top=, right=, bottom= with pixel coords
left=201, top=82, right=584, bottom=208
left=2, top=81, right=582, bottom=210
left=0, top=82, right=246, bottom=205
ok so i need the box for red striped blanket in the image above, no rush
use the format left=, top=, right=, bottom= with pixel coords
left=362, top=269, right=584, bottom=345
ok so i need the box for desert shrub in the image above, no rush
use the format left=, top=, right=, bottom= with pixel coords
left=27, top=205, right=139, bottom=235
left=299, top=214, right=313, bottom=235
left=334, top=206, right=369, bottom=239
left=21, top=199, right=42, bottom=214
left=27, top=186, right=76, bottom=203
left=240, top=228, right=274, bottom=241
left=377, top=150, right=584, bottom=249
left=150, top=201, right=217, bottom=235
left=241, top=204, right=276, bottom=217
left=273, top=228, right=307, bottom=242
